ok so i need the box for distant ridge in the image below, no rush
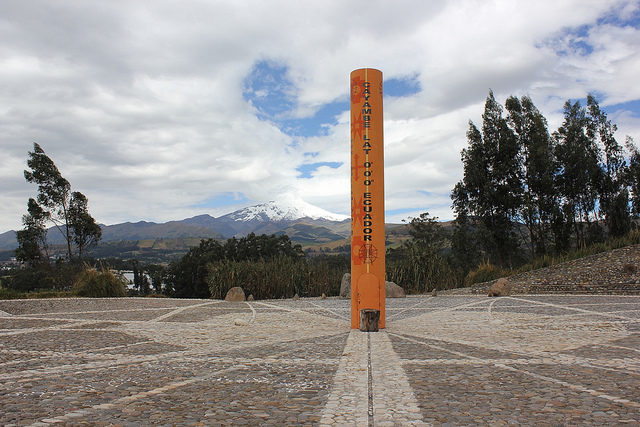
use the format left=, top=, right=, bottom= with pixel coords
left=0, top=198, right=350, bottom=251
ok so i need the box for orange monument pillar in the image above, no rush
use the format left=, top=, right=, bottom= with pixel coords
left=350, top=68, right=385, bottom=329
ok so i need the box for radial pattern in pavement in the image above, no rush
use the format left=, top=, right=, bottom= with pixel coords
left=0, top=295, right=639, bottom=425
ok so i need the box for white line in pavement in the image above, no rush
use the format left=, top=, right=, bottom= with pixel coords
left=252, top=301, right=302, bottom=312
left=18, top=307, right=177, bottom=317
left=507, top=296, right=640, bottom=322
left=390, top=332, right=640, bottom=411
left=495, top=362, right=640, bottom=410
left=370, top=332, right=429, bottom=426
left=149, top=300, right=222, bottom=322
left=387, top=298, right=430, bottom=320
left=319, top=330, right=369, bottom=426
left=29, top=366, right=242, bottom=427
left=304, top=300, right=349, bottom=320
left=320, top=330, right=429, bottom=427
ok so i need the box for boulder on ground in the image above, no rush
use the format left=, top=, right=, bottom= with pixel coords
left=340, top=273, right=351, bottom=298
left=385, top=281, right=406, bottom=298
left=488, top=278, right=511, bottom=297
left=225, top=286, right=246, bottom=302
left=340, top=274, right=406, bottom=298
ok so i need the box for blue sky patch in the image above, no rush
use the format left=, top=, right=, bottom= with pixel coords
left=297, top=161, right=342, bottom=178
left=244, top=60, right=424, bottom=138
left=244, top=60, right=348, bottom=137
left=192, top=192, right=250, bottom=209
left=597, top=6, right=640, bottom=29
left=281, top=99, right=348, bottom=137
left=604, top=99, right=640, bottom=118
left=386, top=207, right=424, bottom=216
left=385, top=75, right=421, bottom=97
left=243, top=60, right=295, bottom=119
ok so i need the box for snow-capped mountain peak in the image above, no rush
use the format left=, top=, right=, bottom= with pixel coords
left=225, top=196, right=348, bottom=222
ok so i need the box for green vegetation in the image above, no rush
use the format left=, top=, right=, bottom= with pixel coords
left=3, top=92, right=638, bottom=300
left=386, top=213, right=460, bottom=293
left=19, top=143, right=101, bottom=263
left=166, top=233, right=307, bottom=298
left=207, top=255, right=346, bottom=300
left=0, top=264, right=127, bottom=299
left=73, top=268, right=127, bottom=297
left=450, top=92, right=639, bottom=272
left=463, top=228, right=640, bottom=286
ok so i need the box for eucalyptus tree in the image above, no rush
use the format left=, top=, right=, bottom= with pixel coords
left=505, top=95, right=558, bottom=256
left=587, top=95, right=631, bottom=237
left=22, top=143, right=101, bottom=260
left=554, top=101, right=602, bottom=247
left=68, top=191, right=102, bottom=259
left=15, top=198, right=50, bottom=264
left=452, top=91, right=523, bottom=267
left=626, top=137, right=640, bottom=219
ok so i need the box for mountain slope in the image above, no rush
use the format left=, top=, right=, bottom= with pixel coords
left=0, top=199, right=351, bottom=251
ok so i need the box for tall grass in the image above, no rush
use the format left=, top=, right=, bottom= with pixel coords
left=73, top=268, right=127, bottom=297
left=207, top=255, right=347, bottom=300
left=387, top=252, right=461, bottom=293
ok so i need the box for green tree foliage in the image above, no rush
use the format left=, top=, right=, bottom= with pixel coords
left=207, top=254, right=347, bottom=300
left=15, top=198, right=50, bottom=264
left=166, top=238, right=223, bottom=298
left=146, top=264, right=168, bottom=294
left=505, top=95, right=557, bottom=256
left=587, top=95, right=631, bottom=237
left=452, top=91, right=524, bottom=267
left=554, top=100, right=602, bottom=247
left=451, top=92, right=636, bottom=276
left=387, top=212, right=459, bottom=293
left=21, top=143, right=101, bottom=260
left=132, top=260, right=151, bottom=296
left=626, top=137, right=640, bottom=219
left=69, top=192, right=102, bottom=258
left=166, top=233, right=304, bottom=298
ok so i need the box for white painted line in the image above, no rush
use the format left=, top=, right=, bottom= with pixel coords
left=30, top=366, right=242, bottom=426
left=508, top=296, right=640, bottom=322
left=150, top=300, right=221, bottom=322
left=304, top=300, right=350, bottom=320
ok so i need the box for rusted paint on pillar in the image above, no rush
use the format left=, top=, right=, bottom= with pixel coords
left=350, top=68, right=385, bottom=329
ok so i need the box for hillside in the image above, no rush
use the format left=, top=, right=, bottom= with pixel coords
left=453, top=244, right=640, bottom=295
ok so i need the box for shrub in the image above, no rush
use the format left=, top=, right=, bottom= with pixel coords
left=0, top=285, right=22, bottom=299
left=73, top=268, right=127, bottom=297
left=465, top=261, right=506, bottom=286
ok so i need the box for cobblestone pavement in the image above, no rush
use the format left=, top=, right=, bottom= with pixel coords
left=0, top=295, right=639, bottom=426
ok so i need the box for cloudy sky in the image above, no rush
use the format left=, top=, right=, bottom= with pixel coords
left=1, top=0, right=640, bottom=233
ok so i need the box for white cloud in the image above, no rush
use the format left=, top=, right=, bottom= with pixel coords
left=1, top=0, right=639, bottom=233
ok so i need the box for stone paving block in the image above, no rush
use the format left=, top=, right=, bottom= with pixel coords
left=0, top=329, right=144, bottom=352
left=0, top=295, right=638, bottom=425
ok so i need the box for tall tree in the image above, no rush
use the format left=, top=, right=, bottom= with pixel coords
left=23, top=143, right=101, bottom=259
left=626, top=137, right=640, bottom=220
left=450, top=182, right=480, bottom=273
left=554, top=101, right=602, bottom=247
left=15, top=198, right=50, bottom=264
left=452, top=91, right=523, bottom=266
left=68, top=192, right=102, bottom=259
left=505, top=95, right=558, bottom=256
left=587, top=95, right=631, bottom=237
